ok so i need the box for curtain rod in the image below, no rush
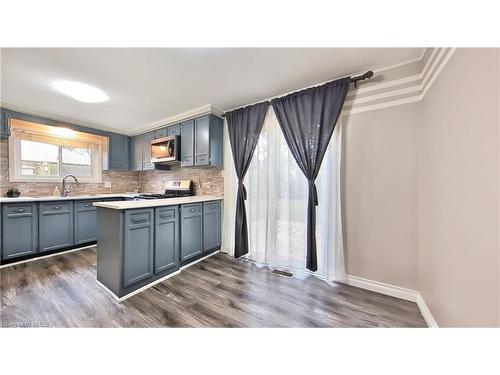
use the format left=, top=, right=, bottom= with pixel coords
left=222, top=70, right=374, bottom=116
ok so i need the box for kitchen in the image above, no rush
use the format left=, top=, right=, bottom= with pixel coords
left=2, top=2, right=499, bottom=375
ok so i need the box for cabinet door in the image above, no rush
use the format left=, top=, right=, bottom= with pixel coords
left=142, top=132, right=155, bottom=170
left=154, top=128, right=167, bottom=139
left=109, top=133, right=130, bottom=170
left=167, top=124, right=181, bottom=136
left=2, top=203, right=38, bottom=260
left=155, top=207, right=179, bottom=274
left=194, top=115, right=210, bottom=166
left=203, top=201, right=221, bottom=252
left=39, top=202, right=74, bottom=253
left=124, top=209, right=154, bottom=287
left=74, top=200, right=98, bottom=245
left=180, top=119, right=194, bottom=166
left=0, top=110, right=11, bottom=138
left=180, top=203, right=202, bottom=262
left=131, top=135, right=143, bottom=171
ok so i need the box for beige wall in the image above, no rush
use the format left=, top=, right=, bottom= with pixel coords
left=343, top=104, right=418, bottom=289
left=417, top=48, right=500, bottom=327
left=343, top=49, right=500, bottom=327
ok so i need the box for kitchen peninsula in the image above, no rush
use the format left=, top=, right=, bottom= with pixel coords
left=94, top=195, right=222, bottom=300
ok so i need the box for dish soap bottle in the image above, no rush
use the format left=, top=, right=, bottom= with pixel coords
left=53, top=185, right=61, bottom=197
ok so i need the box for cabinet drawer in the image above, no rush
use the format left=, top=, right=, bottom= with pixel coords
left=203, top=201, right=220, bottom=213
left=195, top=154, right=209, bottom=166
left=181, top=156, right=193, bottom=166
left=39, top=201, right=72, bottom=214
left=75, top=200, right=97, bottom=212
left=4, top=204, right=35, bottom=216
left=126, top=209, right=153, bottom=227
left=156, top=207, right=177, bottom=223
left=182, top=203, right=201, bottom=217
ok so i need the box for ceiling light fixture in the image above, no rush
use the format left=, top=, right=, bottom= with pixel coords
left=52, top=80, right=109, bottom=103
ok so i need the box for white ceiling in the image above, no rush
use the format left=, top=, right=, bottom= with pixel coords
left=1, top=48, right=424, bottom=135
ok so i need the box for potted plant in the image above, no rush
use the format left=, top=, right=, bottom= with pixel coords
left=6, top=187, right=21, bottom=198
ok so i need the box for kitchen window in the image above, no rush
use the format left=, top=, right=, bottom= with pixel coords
left=9, top=119, right=106, bottom=183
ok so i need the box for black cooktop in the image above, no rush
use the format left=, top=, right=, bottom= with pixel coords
left=137, top=193, right=185, bottom=200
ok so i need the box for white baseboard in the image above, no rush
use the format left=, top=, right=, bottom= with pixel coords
left=416, top=292, right=439, bottom=328
left=345, top=275, right=418, bottom=302
left=97, top=250, right=220, bottom=302
left=97, top=270, right=181, bottom=302
left=344, top=274, right=439, bottom=327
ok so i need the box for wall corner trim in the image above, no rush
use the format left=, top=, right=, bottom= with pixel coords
left=416, top=292, right=439, bottom=328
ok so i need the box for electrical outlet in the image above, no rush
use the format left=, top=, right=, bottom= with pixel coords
left=104, top=181, right=111, bottom=188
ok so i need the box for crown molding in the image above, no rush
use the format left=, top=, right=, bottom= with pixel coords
left=343, top=48, right=457, bottom=115
left=134, top=104, right=224, bottom=136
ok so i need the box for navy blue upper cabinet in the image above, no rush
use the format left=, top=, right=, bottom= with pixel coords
left=131, top=135, right=143, bottom=171
left=142, top=131, right=155, bottom=170
left=167, top=124, right=181, bottom=136
left=154, top=127, right=167, bottom=139
left=180, top=115, right=223, bottom=168
left=39, top=201, right=74, bottom=253
left=108, top=133, right=131, bottom=170
left=180, top=119, right=194, bottom=166
left=195, top=116, right=210, bottom=166
left=0, top=110, right=11, bottom=138
left=2, top=203, right=38, bottom=260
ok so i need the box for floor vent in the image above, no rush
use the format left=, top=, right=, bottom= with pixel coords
left=271, top=269, right=294, bottom=278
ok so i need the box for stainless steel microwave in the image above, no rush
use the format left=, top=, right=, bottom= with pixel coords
left=150, top=135, right=180, bottom=164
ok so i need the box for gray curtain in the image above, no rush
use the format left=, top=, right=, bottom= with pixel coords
left=271, top=77, right=350, bottom=271
left=226, top=102, right=268, bottom=258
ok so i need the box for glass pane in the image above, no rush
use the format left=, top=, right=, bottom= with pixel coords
left=62, top=146, right=92, bottom=176
left=20, top=140, right=59, bottom=176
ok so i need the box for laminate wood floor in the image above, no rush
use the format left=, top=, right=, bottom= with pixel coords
left=0, top=248, right=427, bottom=327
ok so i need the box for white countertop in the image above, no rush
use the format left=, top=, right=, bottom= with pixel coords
left=0, top=193, right=137, bottom=203
left=93, top=195, right=223, bottom=210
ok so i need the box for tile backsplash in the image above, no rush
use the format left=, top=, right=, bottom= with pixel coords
left=0, top=138, right=224, bottom=197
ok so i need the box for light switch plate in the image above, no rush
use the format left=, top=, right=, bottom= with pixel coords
left=104, top=181, right=111, bottom=188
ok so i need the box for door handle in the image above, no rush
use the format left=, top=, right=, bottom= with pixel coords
left=53, top=206, right=61, bottom=210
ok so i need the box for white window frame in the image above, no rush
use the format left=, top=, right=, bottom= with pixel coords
left=9, top=119, right=105, bottom=183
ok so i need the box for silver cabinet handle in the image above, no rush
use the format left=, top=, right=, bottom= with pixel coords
left=190, top=208, right=195, bottom=212
left=84, top=204, right=92, bottom=207
left=16, top=208, right=26, bottom=213
left=209, top=205, right=215, bottom=209
left=54, top=206, right=61, bottom=210
left=159, top=214, right=173, bottom=219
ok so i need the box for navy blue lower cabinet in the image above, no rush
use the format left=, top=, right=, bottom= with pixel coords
left=154, top=206, right=179, bottom=274
left=203, top=201, right=221, bottom=252
left=39, top=201, right=74, bottom=253
left=2, top=203, right=38, bottom=260
left=180, top=203, right=203, bottom=262
left=74, top=200, right=98, bottom=245
left=123, top=209, right=154, bottom=288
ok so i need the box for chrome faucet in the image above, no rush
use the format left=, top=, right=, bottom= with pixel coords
left=62, top=174, right=79, bottom=197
